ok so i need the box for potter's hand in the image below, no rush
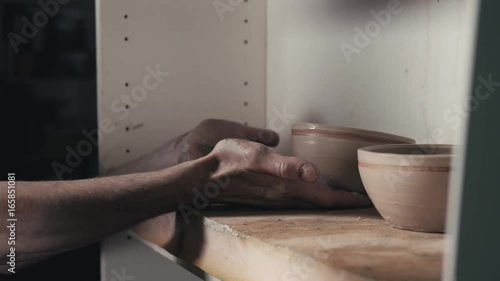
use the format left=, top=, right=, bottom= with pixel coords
left=176, top=119, right=279, bottom=163
left=197, top=139, right=371, bottom=209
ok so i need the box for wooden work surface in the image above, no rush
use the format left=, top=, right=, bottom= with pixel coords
left=135, top=207, right=445, bottom=281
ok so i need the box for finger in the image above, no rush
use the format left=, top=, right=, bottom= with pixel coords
left=211, top=178, right=318, bottom=209
left=243, top=126, right=280, bottom=147
left=256, top=151, right=319, bottom=183
left=215, top=196, right=319, bottom=209
left=318, top=190, right=372, bottom=208
left=288, top=182, right=372, bottom=208
left=217, top=178, right=371, bottom=209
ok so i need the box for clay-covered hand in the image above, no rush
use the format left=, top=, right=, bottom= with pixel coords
left=175, top=119, right=279, bottom=163
left=193, top=139, right=371, bottom=209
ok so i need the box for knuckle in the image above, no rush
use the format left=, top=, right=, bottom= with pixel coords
left=278, top=160, right=289, bottom=178
left=246, top=144, right=269, bottom=166
left=255, top=144, right=270, bottom=157
left=199, top=118, right=218, bottom=128
left=251, top=145, right=270, bottom=162
left=211, top=139, right=229, bottom=154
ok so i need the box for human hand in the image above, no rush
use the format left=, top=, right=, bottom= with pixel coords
left=175, top=119, right=279, bottom=164
left=192, top=139, right=371, bottom=209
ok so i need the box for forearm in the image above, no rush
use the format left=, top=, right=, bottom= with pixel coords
left=0, top=156, right=213, bottom=273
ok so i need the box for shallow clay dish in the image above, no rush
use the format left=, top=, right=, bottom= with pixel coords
left=358, top=144, right=453, bottom=233
left=291, top=123, right=415, bottom=193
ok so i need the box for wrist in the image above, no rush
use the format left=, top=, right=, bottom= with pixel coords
left=161, top=153, right=220, bottom=205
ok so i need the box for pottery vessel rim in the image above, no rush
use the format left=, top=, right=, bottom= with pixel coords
left=358, top=144, right=454, bottom=160
left=292, top=123, right=415, bottom=144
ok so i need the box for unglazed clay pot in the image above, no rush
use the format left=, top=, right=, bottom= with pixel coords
left=291, top=123, right=415, bottom=193
left=358, top=144, right=453, bottom=233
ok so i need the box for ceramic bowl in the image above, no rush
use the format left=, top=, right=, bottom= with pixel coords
left=291, top=123, right=415, bottom=193
left=358, top=144, right=453, bottom=233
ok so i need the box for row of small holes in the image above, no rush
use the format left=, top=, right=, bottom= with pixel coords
left=125, top=79, right=130, bottom=153
left=124, top=13, right=130, bottom=153
left=244, top=1, right=249, bottom=124
left=121, top=8, right=251, bottom=152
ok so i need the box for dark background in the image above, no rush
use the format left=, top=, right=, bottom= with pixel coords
left=1, top=0, right=99, bottom=280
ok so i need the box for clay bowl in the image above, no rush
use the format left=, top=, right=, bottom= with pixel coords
left=358, top=144, right=453, bottom=233
left=291, top=123, right=415, bottom=193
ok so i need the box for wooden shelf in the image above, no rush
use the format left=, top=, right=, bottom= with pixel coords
left=135, top=207, right=445, bottom=281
